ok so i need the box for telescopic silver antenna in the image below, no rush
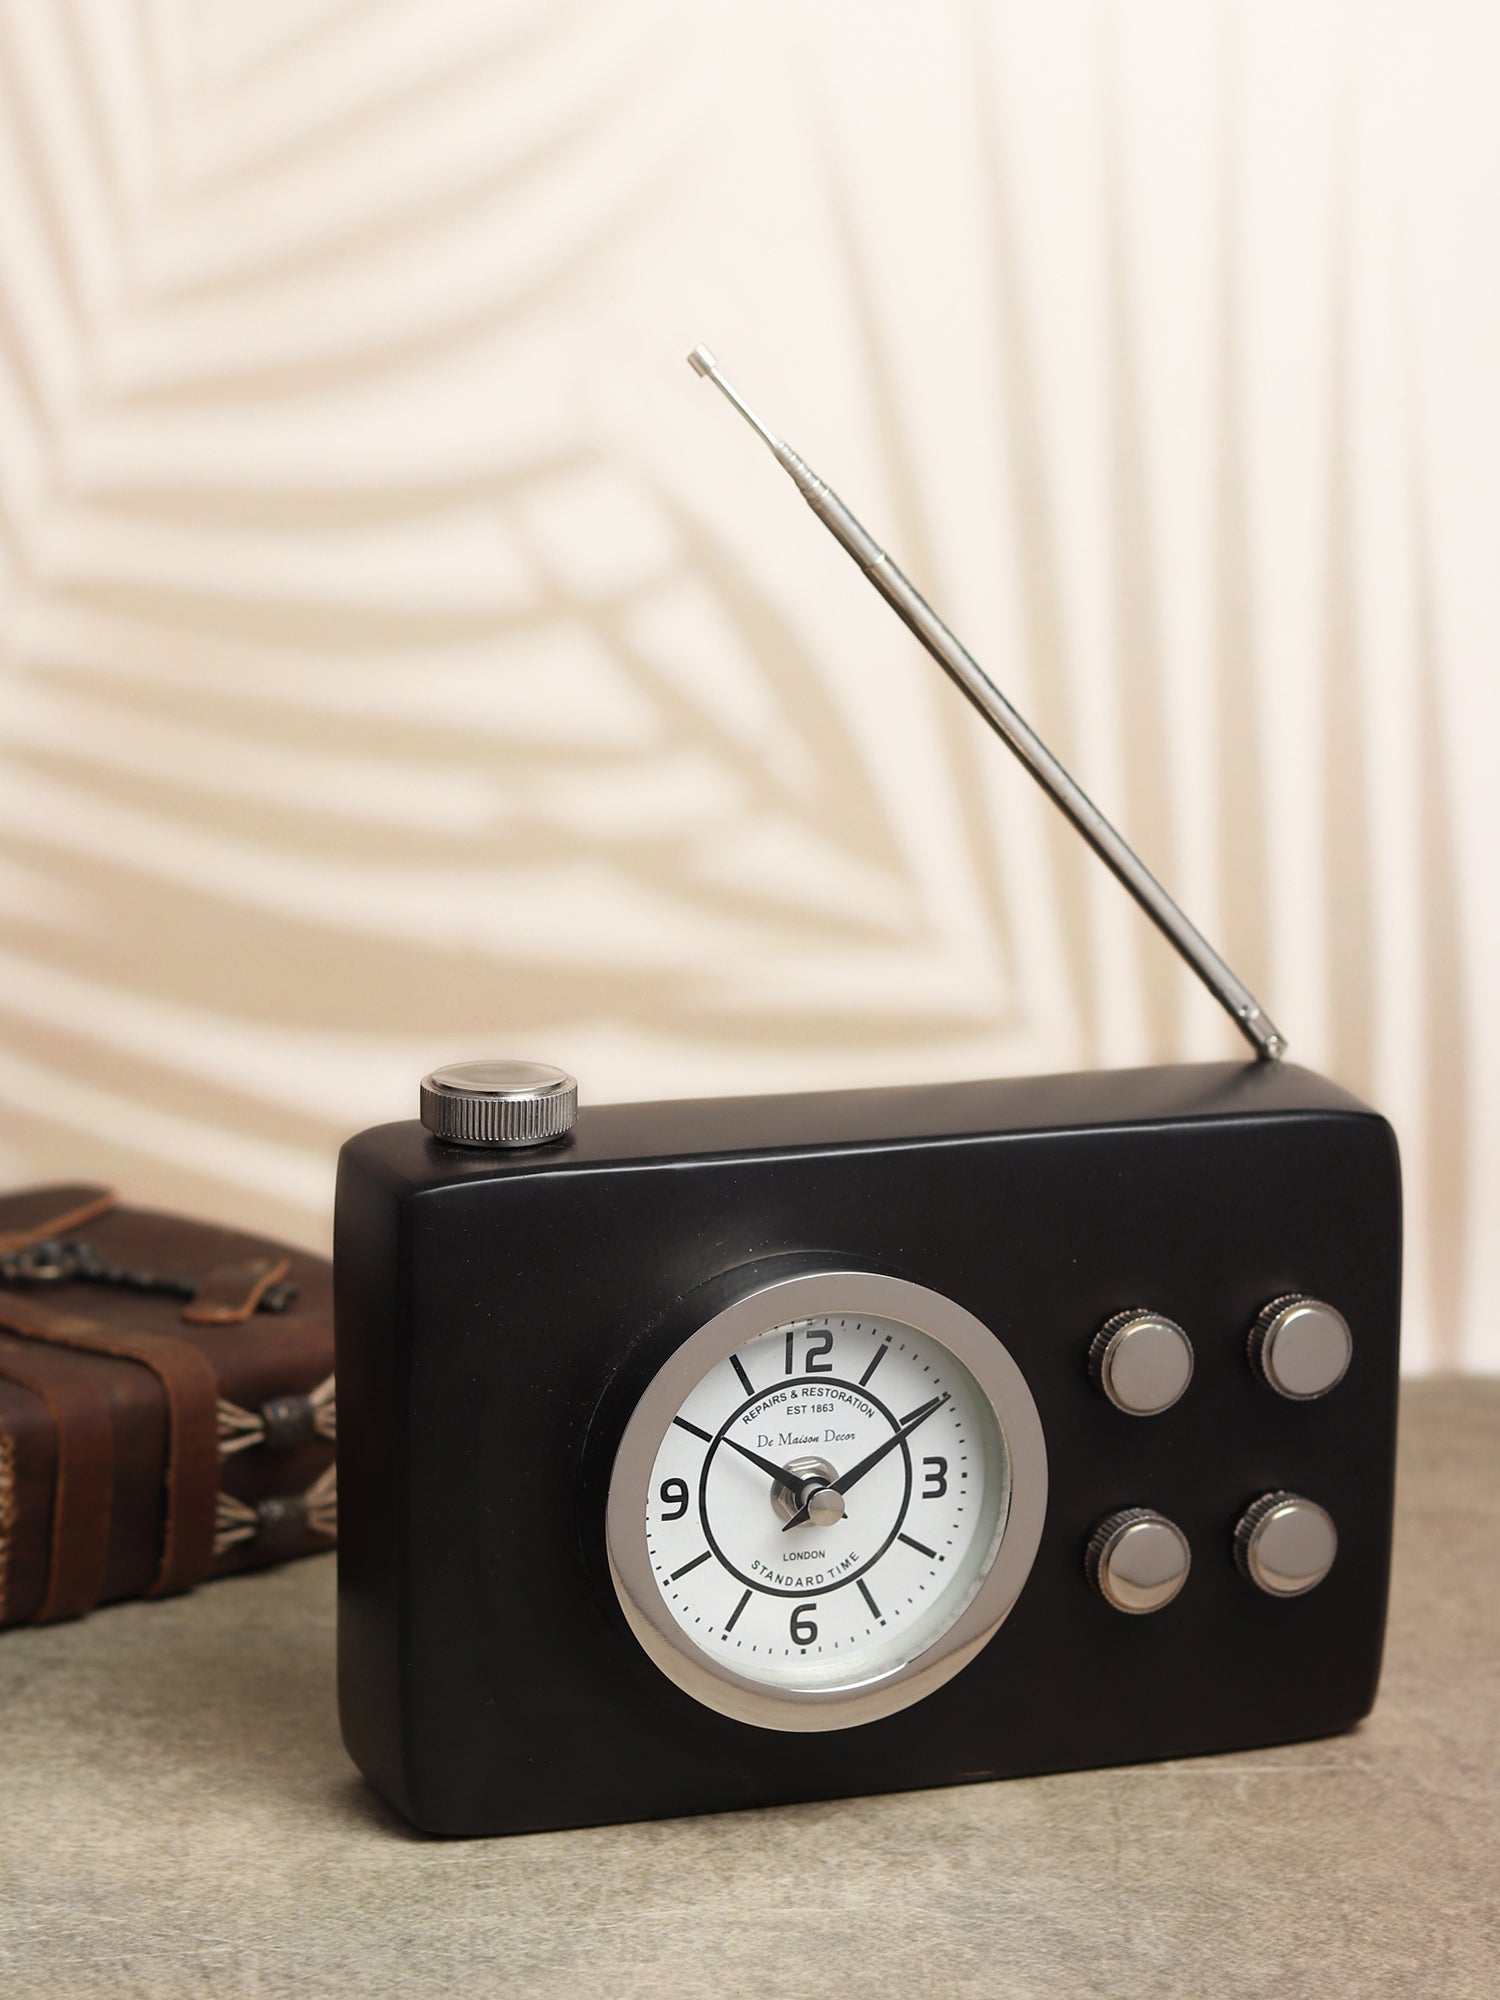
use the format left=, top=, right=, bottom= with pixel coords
left=688, top=343, right=1286, bottom=1062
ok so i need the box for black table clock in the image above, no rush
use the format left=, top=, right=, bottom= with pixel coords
left=334, top=353, right=1402, bottom=1837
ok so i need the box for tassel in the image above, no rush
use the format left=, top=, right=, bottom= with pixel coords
left=213, top=1489, right=261, bottom=1553
left=214, top=1462, right=338, bottom=1557
left=216, top=1401, right=263, bottom=1457
left=217, top=1373, right=336, bottom=1457
left=304, top=1461, right=337, bottom=1541
left=310, top=1375, right=337, bottom=1440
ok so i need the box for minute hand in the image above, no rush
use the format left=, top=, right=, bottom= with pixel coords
left=781, top=1393, right=949, bottom=1532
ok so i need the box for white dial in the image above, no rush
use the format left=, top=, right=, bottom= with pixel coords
left=607, top=1272, right=1047, bottom=1731
left=647, top=1314, right=1004, bottom=1688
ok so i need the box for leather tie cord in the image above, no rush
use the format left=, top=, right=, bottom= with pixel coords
left=0, top=1294, right=220, bottom=1598
left=0, top=1334, right=115, bottom=1620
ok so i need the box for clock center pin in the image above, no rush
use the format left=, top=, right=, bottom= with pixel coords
left=771, top=1455, right=844, bottom=1527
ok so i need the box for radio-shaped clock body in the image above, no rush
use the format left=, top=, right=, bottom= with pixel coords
left=334, top=1060, right=1400, bottom=1837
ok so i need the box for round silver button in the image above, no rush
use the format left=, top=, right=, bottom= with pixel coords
left=419, top=1060, right=578, bottom=1149
left=1234, top=1491, right=1338, bottom=1596
left=1249, top=1295, right=1352, bottom=1400
left=1086, top=1509, right=1192, bottom=1614
left=1089, top=1309, right=1194, bottom=1415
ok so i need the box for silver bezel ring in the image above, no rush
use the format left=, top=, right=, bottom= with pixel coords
left=605, top=1269, right=1048, bottom=1733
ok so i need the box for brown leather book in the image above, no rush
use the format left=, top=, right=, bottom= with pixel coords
left=0, top=1184, right=334, bottom=1628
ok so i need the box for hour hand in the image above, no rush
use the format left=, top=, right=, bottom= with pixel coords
left=719, top=1433, right=799, bottom=1486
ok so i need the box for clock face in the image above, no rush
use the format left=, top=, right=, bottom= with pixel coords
left=645, top=1313, right=1006, bottom=1688
left=607, top=1272, right=1047, bottom=1731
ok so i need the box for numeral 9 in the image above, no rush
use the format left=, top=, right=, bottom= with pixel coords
left=659, top=1477, right=690, bottom=1521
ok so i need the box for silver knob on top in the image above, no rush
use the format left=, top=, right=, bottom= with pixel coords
left=420, top=1060, right=578, bottom=1149
left=1086, top=1509, right=1192, bottom=1614
left=1249, top=1295, right=1352, bottom=1400
left=1089, top=1309, right=1194, bottom=1415
left=1234, top=1491, right=1338, bottom=1596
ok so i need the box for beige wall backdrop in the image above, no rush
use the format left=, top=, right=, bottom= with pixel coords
left=0, top=0, right=1494, bottom=1370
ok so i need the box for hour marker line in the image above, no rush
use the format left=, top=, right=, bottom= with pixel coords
left=730, top=1353, right=753, bottom=1397
left=898, top=1533, right=937, bottom=1559
left=724, top=1588, right=752, bottom=1634
left=673, top=1417, right=712, bottom=1442
left=857, top=1578, right=882, bottom=1620
left=671, top=1551, right=713, bottom=1581
left=859, top=1344, right=889, bottom=1388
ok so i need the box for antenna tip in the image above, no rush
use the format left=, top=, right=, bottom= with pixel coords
left=687, top=344, right=717, bottom=377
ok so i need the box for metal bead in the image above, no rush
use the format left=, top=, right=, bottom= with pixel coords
left=254, top=1494, right=310, bottom=1552
left=259, top=1393, right=317, bottom=1454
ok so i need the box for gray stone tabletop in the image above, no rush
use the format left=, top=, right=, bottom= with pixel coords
left=2, top=1377, right=1496, bottom=1999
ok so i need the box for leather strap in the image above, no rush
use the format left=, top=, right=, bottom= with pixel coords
left=0, top=1335, right=115, bottom=1621
left=0, top=1184, right=115, bottom=1256
left=0, top=1295, right=220, bottom=1598
left=0, top=1420, right=17, bottom=1626
left=181, top=1255, right=291, bottom=1326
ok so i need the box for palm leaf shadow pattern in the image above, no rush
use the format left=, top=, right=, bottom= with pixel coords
left=0, top=0, right=984, bottom=1250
